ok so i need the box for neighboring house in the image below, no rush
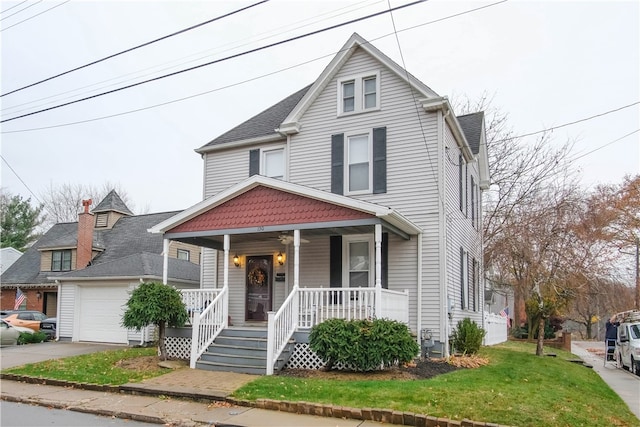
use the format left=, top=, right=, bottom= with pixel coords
left=0, top=247, right=22, bottom=276
left=150, top=33, right=490, bottom=374
left=0, top=190, right=200, bottom=344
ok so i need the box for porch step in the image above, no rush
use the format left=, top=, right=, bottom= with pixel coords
left=194, top=327, right=295, bottom=375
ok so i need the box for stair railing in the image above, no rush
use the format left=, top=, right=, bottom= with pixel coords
left=266, top=286, right=299, bottom=375
left=190, top=286, right=228, bottom=368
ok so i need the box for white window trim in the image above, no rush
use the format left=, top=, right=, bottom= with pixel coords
left=342, top=234, right=375, bottom=288
left=344, top=130, right=373, bottom=196
left=260, top=145, right=287, bottom=180
left=336, top=71, right=381, bottom=116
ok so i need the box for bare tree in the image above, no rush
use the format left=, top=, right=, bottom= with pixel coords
left=455, top=93, right=575, bottom=329
left=39, top=182, right=136, bottom=230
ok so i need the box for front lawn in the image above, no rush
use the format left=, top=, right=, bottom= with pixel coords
left=2, top=347, right=165, bottom=385
left=233, top=342, right=638, bottom=427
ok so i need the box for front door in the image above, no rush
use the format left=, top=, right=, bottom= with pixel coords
left=245, top=255, right=273, bottom=321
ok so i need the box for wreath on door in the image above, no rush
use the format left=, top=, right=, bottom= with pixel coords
left=248, top=268, right=266, bottom=287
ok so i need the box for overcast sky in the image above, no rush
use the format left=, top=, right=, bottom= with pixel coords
left=1, top=0, right=638, bottom=216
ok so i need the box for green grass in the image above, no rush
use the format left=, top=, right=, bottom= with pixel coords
left=2, top=342, right=637, bottom=426
left=2, top=347, right=165, bottom=385
left=233, top=342, right=639, bottom=427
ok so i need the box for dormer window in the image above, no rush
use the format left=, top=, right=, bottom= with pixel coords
left=337, top=72, right=380, bottom=116
left=52, top=250, right=72, bottom=271
left=95, top=213, right=108, bottom=228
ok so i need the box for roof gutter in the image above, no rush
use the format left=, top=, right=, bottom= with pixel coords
left=195, top=133, right=285, bottom=154
left=420, top=96, right=474, bottom=161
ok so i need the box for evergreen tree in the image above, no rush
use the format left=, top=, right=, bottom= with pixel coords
left=0, top=191, right=43, bottom=251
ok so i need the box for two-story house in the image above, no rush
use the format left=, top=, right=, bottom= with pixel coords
left=0, top=190, right=201, bottom=344
left=150, top=33, right=489, bottom=374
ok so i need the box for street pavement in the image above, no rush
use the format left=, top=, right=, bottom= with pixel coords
left=0, top=341, right=638, bottom=426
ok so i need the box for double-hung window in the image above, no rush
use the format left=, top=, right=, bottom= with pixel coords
left=347, top=133, right=371, bottom=193
left=249, top=146, right=286, bottom=179
left=177, top=249, right=190, bottom=261
left=52, top=250, right=72, bottom=271
left=344, top=235, right=373, bottom=288
left=338, top=71, right=380, bottom=115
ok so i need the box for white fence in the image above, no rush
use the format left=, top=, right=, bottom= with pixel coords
left=483, top=312, right=508, bottom=346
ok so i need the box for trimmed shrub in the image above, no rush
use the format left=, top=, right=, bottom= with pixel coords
left=452, top=318, right=486, bottom=355
left=309, top=318, right=419, bottom=371
left=17, top=331, right=47, bottom=345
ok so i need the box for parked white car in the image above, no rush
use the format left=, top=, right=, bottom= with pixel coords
left=617, top=319, right=640, bottom=376
left=0, top=319, right=32, bottom=346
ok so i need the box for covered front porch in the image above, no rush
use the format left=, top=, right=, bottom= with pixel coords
left=150, top=176, right=422, bottom=375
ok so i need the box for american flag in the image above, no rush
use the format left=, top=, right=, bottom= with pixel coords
left=499, top=307, right=509, bottom=318
left=14, top=288, right=26, bottom=310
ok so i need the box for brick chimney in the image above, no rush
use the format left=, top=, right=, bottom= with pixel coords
left=77, top=199, right=94, bottom=269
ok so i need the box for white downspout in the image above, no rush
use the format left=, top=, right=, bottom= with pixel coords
left=162, top=239, right=169, bottom=285
left=417, top=232, right=423, bottom=342
left=55, top=280, right=61, bottom=341
left=223, top=235, right=230, bottom=289
left=293, top=230, right=300, bottom=289
left=439, top=108, right=451, bottom=357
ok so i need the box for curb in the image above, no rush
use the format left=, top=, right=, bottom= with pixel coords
left=0, top=374, right=512, bottom=427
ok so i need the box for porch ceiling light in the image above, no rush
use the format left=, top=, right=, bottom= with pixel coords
left=277, top=252, right=284, bottom=266
left=233, top=254, right=240, bottom=268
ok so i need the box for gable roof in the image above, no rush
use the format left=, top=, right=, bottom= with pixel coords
left=0, top=211, right=199, bottom=286
left=280, top=33, right=438, bottom=131
left=93, top=190, right=133, bottom=215
left=457, top=112, right=484, bottom=155
left=196, top=85, right=312, bottom=153
left=149, top=175, right=421, bottom=239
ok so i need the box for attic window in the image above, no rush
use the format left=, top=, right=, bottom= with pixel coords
left=337, top=71, right=380, bottom=116
left=95, top=213, right=108, bottom=228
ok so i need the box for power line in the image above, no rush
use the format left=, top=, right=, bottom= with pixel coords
left=570, top=129, right=640, bottom=163
left=1, top=0, right=70, bottom=32
left=0, top=154, right=43, bottom=206
left=0, top=0, right=270, bottom=97
left=0, top=0, right=42, bottom=21
left=497, top=101, right=640, bottom=142
left=1, top=0, right=380, bottom=116
left=0, top=0, right=29, bottom=15
left=0, top=0, right=425, bottom=123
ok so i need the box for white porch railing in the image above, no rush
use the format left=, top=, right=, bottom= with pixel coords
left=266, top=287, right=409, bottom=375
left=189, top=287, right=228, bottom=368
left=483, top=312, right=508, bottom=346
left=378, top=288, right=410, bottom=324
left=181, top=289, right=222, bottom=324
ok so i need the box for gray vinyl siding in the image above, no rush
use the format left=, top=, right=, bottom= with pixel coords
left=201, top=248, right=218, bottom=288
left=443, top=123, right=483, bottom=329
left=58, top=284, right=76, bottom=340
left=288, top=47, right=442, bottom=336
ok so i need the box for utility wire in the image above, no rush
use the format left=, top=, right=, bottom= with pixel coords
left=1, top=0, right=380, bottom=115
left=1, top=0, right=270, bottom=97
left=497, top=101, right=640, bottom=142
left=570, top=129, right=640, bottom=163
left=1, top=0, right=69, bottom=32
left=0, top=0, right=424, bottom=123
left=0, top=0, right=42, bottom=21
left=0, top=0, right=29, bottom=15
left=0, top=154, right=43, bottom=205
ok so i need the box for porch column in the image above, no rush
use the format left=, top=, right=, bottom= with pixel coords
left=223, top=234, right=230, bottom=288
left=293, top=229, right=300, bottom=289
left=375, top=224, right=382, bottom=318
left=162, top=239, right=169, bottom=285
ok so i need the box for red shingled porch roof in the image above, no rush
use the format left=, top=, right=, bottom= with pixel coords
left=168, top=185, right=373, bottom=233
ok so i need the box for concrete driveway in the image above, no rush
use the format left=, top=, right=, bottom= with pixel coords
left=1, top=341, right=127, bottom=369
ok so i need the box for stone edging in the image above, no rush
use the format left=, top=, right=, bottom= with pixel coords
left=0, top=373, right=512, bottom=427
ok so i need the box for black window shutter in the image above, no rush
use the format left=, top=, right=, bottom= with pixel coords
left=331, top=134, right=344, bottom=195
left=460, top=247, right=466, bottom=309
left=249, top=149, right=260, bottom=176
left=381, top=232, right=388, bottom=289
left=372, top=127, right=387, bottom=194
left=330, top=235, right=342, bottom=288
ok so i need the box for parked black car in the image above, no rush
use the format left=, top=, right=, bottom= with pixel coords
left=40, top=317, right=57, bottom=340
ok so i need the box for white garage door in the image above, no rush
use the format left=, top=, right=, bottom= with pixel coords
left=78, top=286, right=129, bottom=344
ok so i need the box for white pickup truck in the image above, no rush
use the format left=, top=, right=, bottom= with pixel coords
left=616, top=311, right=640, bottom=376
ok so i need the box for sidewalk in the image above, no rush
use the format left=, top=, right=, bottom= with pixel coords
left=1, top=374, right=396, bottom=427
left=571, top=340, right=640, bottom=420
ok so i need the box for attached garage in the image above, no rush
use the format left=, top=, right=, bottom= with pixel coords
left=77, top=285, right=129, bottom=344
